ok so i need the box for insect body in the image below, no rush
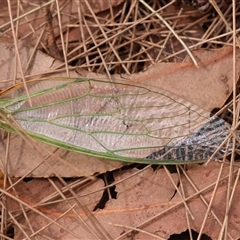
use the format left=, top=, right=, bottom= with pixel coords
left=0, top=78, right=233, bottom=164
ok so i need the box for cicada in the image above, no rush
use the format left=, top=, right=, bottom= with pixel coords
left=0, top=78, right=233, bottom=164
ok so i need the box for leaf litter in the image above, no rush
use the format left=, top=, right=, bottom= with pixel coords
left=0, top=1, right=240, bottom=239
left=5, top=162, right=240, bottom=239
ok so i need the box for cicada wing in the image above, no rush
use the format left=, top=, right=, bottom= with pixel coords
left=0, top=78, right=230, bottom=163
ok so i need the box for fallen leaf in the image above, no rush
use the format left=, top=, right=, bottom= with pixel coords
left=8, top=162, right=240, bottom=239
left=126, top=46, right=238, bottom=112
left=0, top=135, right=123, bottom=177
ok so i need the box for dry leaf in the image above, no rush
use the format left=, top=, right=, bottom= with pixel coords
left=126, top=46, right=237, bottom=112
left=9, top=162, right=240, bottom=239
left=7, top=177, right=105, bottom=239
left=0, top=135, right=123, bottom=177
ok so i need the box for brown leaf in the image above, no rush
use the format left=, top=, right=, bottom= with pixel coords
left=0, top=135, right=123, bottom=177
left=7, top=178, right=105, bottom=239
left=126, top=46, right=237, bottom=112
left=9, top=162, right=240, bottom=239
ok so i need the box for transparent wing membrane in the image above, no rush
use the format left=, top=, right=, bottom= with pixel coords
left=0, top=78, right=232, bottom=164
